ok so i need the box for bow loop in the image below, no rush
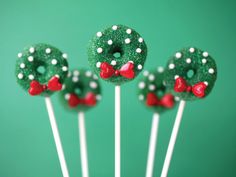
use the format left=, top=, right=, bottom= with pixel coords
left=68, top=92, right=97, bottom=108
left=146, top=93, right=174, bottom=108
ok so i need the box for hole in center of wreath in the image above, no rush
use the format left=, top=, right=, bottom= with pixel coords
left=113, top=52, right=121, bottom=58
left=187, top=69, right=194, bottom=78
left=157, top=90, right=164, bottom=98
left=74, top=88, right=81, bottom=95
left=37, top=65, right=46, bottom=74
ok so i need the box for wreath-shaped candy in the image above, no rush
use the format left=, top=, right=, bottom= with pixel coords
left=164, top=47, right=217, bottom=101
left=15, top=43, right=69, bottom=96
left=137, top=67, right=176, bottom=113
left=87, top=24, right=147, bottom=85
left=60, top=69, right=102, bottom=112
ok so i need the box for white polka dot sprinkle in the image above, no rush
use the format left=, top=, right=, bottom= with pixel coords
left=18, top=73, right=23, bottom=79
left=204, top=81, right=209, bottom=86
left=139, top=94, right=144, bottom=100
left=203, top=52, right=209, bottom=57
left=125, top=38, right=131, bottom=44
left=29, top=47, right=35, bottom=53
left=174, top=75, right=179, bottom=79
left=28, top=56, right=34, bottom=62
left=148, top=74, right=155, bottom=81
left=136, top=48, right=142, bottom=53
left=138, top=82, right=145, bottom=89
left=65, top=93, right=70, bottom=100
left=28, top=74, right=34, bottom=80
left=90, top=81, right=97, bottom=89
left=96, top=62, right=101, bottom=68
left=96, top=32, right=102, bottom=37
left=73, top=70, right=80, bottom=76
left=62, top=53, right=68, bottom=59
left=62, top=66, right=68, bottom=71
left=208, top=68, right=214, bottom=74
left=169, top=63, right=175, bottom=69
left=45, top=48, right=51, bottom=54
left=137, top=64, right=142, bottom=70
left=72, top=76, right=79, bottom=82
left=126, top=29, right=132, bottom=34
left=18, top=53, right=23, bottom=58
left=111, top=60, right=116, bottom=66
left=175, top=52, right=182, bottom=59
left=51, top=59, right=57, bottom=65
left=186, top=58, right=191, bottom=64
left=85, top=71, right=92, bottom=77
left=157, top=67, right=164, bottom=73
left=96, top=95, right=102, bottom=100
left=143, top=70, right=149, bottom=76
left=189, top=47, right=195, bottom=53
left=112, top=25, right=118, bottom=30
left=138, top=37, right=143, bottom=43
left=108, top=40, right=113, bottom=45
left=202, top=58, right=207, bottom=64
left=20, top=63, right=25, bottom=69
left=149, top=85, right=156, bottom=91
left=97, top=47, right=103, bottom=53
left=128, top=60, right=134, bottom=64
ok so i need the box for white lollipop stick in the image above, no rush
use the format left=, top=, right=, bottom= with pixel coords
left=45, top=96, right=70, bottom=177
left=78, top=112, right=89, bottom=177
left=115, top=85, right=121, bottom=177
left=145, top=113, right=160, bottom=177
left=160, top=100, right=186, bottom=177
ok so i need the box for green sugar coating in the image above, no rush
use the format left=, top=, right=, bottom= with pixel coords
left=87, top=24, right=148, bottom=85
left=137, top=67, right=176, bottom=114
left=164, top=47, right=217, bottom=101
left=15, top=43, right=69, bottom=96
left=59, top=69, right=102, bottom=112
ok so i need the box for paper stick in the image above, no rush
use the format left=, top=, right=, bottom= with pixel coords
left=115, top=85, right=121, bottom=177
left=45, top=96, right=70, bottom=177
left=78, top=112, right=89, bottom=177
left=160, top=100, right=186, bottom=177
left=145, top=113, right=160, bottom=177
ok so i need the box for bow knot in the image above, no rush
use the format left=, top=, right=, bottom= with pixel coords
left=100, top=62, right=135, bottom=79
left=146, top=93, right=174, bottom=108
left=174, top=77, right=207, bottom=98
left=28, top=76, right=62, bottom=96
left=68, top=92, right=97, bottom=107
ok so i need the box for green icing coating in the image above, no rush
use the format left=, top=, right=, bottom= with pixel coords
left=15, top=43, right=69, bottom=96
left=164, top=47, right=217, bottom=101
left=137, top=67, right=176, bottom=114
left=87, top=24, right=148, bottom=85
left=59, top=69, right=102, bottom=112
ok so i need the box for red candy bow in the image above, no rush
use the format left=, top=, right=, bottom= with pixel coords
left=100, top=62, right=135, bottom=79
left=174, top=77, right=207, bottom=98
left=146, top=93, right=174, bottom=108
left=28, top=76, right=62, bottom=96
left=68, top=92, right=97, bottom=107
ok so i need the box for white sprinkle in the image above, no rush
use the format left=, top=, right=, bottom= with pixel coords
left=169, top=63, right=175, bottom=69
left=51, top=59, right=57, bottom=65
left=62, top=84, right=66, bottom=90
left=96, top=32, right=102, bottom=37
left=112, top=25, right=118, bottom=30
left=125, top=38, right=131, bottom=44
left=73, top=70, right=80, bottom=76
left=97, top=47, right=103, bottom=53
left=108, top=40, right=113, bottom=45
left=149, top=84, right=156, bottom=91
left=62, top=53, right=68, bottom=59
left=67, top=71, right=71, bottom=77
left=111, top=60, right=116, bottom=66
left=163, top=81, right=166, bottom=86
left=65, top=93, right=70, bottom=100
left=204, top=81, right=208, bottom=86
left=175, top=52, right=182, bottom=59
left=90, top=81, right=97, bottom=89
left=138, top=82, right=145, bottom=89
left=45, top=48, right=51, bottom=54
left=186, top=58, right=191, bottom=64
left=208, top=68, right=214, bottom=74
left=126, top=29, right=132, bottom=34
left=93, top=74, right=98, bottom=80
left=18, top=53, right=23, bottom=58
left=72, top=76, right=79, bottom=82
left=189, top=47, right=195, bottom=53
left=29, top=47, right=35, bottom=53
left=143, top=70, right=149, bottom=76
left=128, top=60, right=134, bottom=64
left=62, top=66, right=68, bottom=71
left=138, top=37, right=143, bottom=43
left=20, top=63, right=25, bottom=69
left=148, top=74, right=155, bottom=81
left=28, top=74, right=34, bottom=80
left=55, top=74, right=60, bottom=78
left=175, top=97, right=180, bottom=101
left=136, top=48, right=142, bottom=53
left=28, top=56, right=34, bottom=62
left=174, top=75, right=179, bottom=79
left=137, top=64, right=142, bottom=70
left=202, top=58, right=207, bottom=64
left=203, top=52, right=209, bottom=57
left=96, top=62, right=101, bottom=68
left=139, top=94, right=144, bottom=100
left=96, top=95, right=102, bottom=100
left=18, top=73, right=23, bottom=79
left=157, top=67, right=164, bottom=73
left=85, top=71, right=92, bottom=77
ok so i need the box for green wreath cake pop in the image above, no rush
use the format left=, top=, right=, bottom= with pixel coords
left=87, top=24, right=148, bottom=85
left=138, top=67, right=176, bottom=113
left=60, top=69, right=102, bottom=112
left=164, top=47, right=217, bottom=101
left=15, top=43, right=69, bottom=96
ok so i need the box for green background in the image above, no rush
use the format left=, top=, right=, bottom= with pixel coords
left=0, top=0, right=235, bottom=176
